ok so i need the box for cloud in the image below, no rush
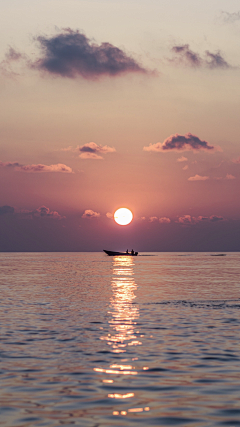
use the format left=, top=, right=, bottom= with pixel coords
left=177, top=156, right=188, bottom=162
left=176, top=214, right=225, bottom=225
left=106, top=212, right=113, bottom=219
left=232, top=157, right=240, bottom=164
left=205, top=51, right=229, bottom=69
left=182, top=165, right=188, bottom=170
left=8, top=206, right=65, bottom=220
left=170, top=44, right=230, bottom=69
left=78, top=142, right=116, bottom=159
left=0, top=205, right=15, bottom=215
left=82, top=209, right=100, bottom=218
left=0, top=161, right=21, bottom=168
left=209, top=215, right=224, bottom=222
left=171, top=44, right=202, bottom=67
left=226, top=173, right=236, bottom=180
left=32, top=206, right=64, bottom=219
left=220, top=10, right=240, bottom=23
left=177, top=215, right=196, bottom=225
left=159, top=217, right=171, bottom=223
left=0, top=47, right=25, bottom=77
left=0, top=161, right=73, bottom=173
left=60, top=146, right=73, bottom=152
left=149, top=216, right=158, bottom=222
left=144, top=133, right=215, bottom=153
left=197, top=216, right=209, bottom=221
left=5, top=47, right=23, bottom=62
left=188, top=175, right=209, bottom=181
left=32, top=29, right=147, bottom=79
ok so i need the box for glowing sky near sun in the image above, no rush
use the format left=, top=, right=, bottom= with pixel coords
left=0, top=0, right=240, bottom=251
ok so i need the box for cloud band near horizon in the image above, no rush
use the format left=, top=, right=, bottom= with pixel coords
left=0, top=161, right=73, bottom=173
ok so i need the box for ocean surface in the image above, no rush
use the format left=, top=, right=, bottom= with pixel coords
left=1, top=252, right=240, bottom=427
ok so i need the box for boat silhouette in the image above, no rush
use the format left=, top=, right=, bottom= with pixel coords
left=103, top=250, right=138, bottom=256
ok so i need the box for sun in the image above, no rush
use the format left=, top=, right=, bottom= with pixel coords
left=114, top=208, right=133, bottom=226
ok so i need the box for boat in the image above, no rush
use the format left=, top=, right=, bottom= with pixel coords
left=103, top=250, right=138, bottom=256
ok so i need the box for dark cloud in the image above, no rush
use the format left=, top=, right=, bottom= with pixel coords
left=33, top=206, right=64, bottom=219
left=20, top=206, right=64, bottom=220
left=0, top=205, right=15, bottom=216
left=144, top=133, right=215, bottom=152
left=171, top=44, right=202, bottom=67
left=0, top=161, right=73, bottom=173
left=209, top=215, right=224, bottom=222
left=19, top=163, right=73, bottom=173
left=176, top=214, right=225, bottom=225
left=78, top=142, right=115, bottom=159
left=33, top=29, right=147, bottom=79
left=171, top=44, right=230, bottom=69
left=0, top=161, right=21, bottom=168
left=205, top=51, right=229, bottom=69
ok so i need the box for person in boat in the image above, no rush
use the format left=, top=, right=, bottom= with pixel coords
left=131, top=249, right=134, bottom=255
left=126, top=249, right=129, bottom=254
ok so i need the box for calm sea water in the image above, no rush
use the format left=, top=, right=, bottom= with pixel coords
left=1, top=252, right=240, bottom=427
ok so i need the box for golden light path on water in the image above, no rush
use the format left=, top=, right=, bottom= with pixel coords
left=94, top=256, right=150, bottom=416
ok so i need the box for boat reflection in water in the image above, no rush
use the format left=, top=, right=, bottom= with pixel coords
left=94, top=256, right=150, bottom=417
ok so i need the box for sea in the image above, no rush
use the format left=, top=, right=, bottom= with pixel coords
left=1, top=252, right=240, bottom=427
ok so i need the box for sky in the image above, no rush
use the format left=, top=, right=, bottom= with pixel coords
left=0, top=0, right=240, bottom=251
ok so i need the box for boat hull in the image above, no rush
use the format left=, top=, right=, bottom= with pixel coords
left=103, top=250, right=138, bottom=256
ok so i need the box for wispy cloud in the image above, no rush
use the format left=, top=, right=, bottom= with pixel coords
left=82, top=209, right=100, bottom=218
left=144, top=133, right=216, bottom=153
left=232, top=157, right=240, bottom=164
left=0, top=205, right=64, bottom=220
left=0, top=161, right=73, bottom=173
left=177, top=156, right=188, bottom=162
left=32, top=29, right=147, bottom=79
left=0, top=47, right=25, bottom=77
left=78, top=142, right=116, bottom=159
left=188, top=174, right=209, bottom=181
left=220, top=10, right=240, bottom=23
left=170, top=44, right=230, bottom=69
left=226, top=173, right=236, bottom=180
left=176, top=214, right=225, bottom=225
left=182, top=165, right=188, bottom=170
left=171, top=45, right=202, bottom=67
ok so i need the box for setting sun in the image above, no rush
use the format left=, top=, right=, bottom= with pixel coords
left=114, top=208, right=133, bottom=226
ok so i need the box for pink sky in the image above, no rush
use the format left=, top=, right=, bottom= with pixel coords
left=0, top=0, right=240, bottom=250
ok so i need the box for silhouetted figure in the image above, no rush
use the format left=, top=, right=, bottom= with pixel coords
left=131, top=249, right=134, bottom=255
left=126, top=249, right=129, bottom=254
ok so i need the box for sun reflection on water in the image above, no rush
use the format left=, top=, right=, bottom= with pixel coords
left=102, top=256, right=141, bottom=353
left=94, top=256, right=150, bottom=416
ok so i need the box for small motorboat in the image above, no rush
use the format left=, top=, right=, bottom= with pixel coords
left=103, top=250, right=138, bottom=256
